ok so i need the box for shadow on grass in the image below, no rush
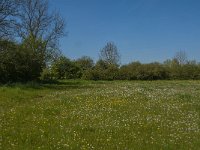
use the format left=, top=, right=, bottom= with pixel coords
left=42, top=80, right=94, bottom=90
left=1, top=80, right=95, bottom=91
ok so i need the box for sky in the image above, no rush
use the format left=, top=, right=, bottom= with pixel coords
left=49, top=0, right=200, bottom=64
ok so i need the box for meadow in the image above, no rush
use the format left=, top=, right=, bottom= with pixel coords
left=1, top=80, right=200, bottom=149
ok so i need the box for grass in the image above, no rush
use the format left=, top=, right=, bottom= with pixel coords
left=1, top=80, right=200, bottom=149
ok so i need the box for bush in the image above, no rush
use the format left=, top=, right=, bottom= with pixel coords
left=0, top=40, right=43, bottom=83
left=118, top=62, right=141, bottom=80
left=51, top=56, right=82, bottom=79
left=82, top=69, right=101, bottom=80
left=136, top=63, right=169, bottom=80
left=75, top=56, right=94, bottom=71
left=82, top=60, right=119, bottom=81
left=40, top=68, right=53, bottom=82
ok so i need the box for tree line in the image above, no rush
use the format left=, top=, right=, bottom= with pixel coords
left=0, top=0, right=200, bottom=83
left=40, top=42, right=200, bottom=81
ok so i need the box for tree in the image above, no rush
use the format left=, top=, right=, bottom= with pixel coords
left=84, top=60, right=119, bottom=80
left=22, top=34, right=47, bottom=67
left=0, top=40, right=42, bottom=83
left=15, top=0, right=65, bottom=64
left=0, top=0, right=19, bottom=39
left=174, top=50, right=187, bottom=65
left=51, top=56, right=81, bottom=79
left=99, top=42, right=120, bottom=65
left=75, top=56, right=94, bottom=70
left=119, top=61, right=141, bottom=80
left=95, top=59, right=110, bottom=70
left=51, top=56, right=70, bottom=79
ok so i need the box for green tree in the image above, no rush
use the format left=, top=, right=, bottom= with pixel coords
left=75, top=56, right=94, bottom=77
left=75, top=56, right=94, bottom=70
left=0, top=40, right=42, bottom=83
left=22, top=34, right=47, bottom=68
left=119, top=61, right=141, bottom=80
left=51, top=56, right=81, bottom=79
left=83, top=60, right=119, bottom=80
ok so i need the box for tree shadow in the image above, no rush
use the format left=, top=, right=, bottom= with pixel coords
left=1, top=80, right=95, bottom=91
left=42, top=80, right=94, bottom=90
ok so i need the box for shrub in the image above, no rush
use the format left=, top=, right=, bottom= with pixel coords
left=51, top=56, right=82, bottom=79
left=0, top=40, right=43, bottom=83
left=40, top=68, right=53, bottom=82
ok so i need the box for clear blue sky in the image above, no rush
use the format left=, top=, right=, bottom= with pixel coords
left=49, top=0, right=200, bottom=64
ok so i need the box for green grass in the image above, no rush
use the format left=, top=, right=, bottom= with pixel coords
left=1, top=80, right=200, bottom=149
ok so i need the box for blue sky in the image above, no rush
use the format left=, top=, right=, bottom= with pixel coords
left=49, top=0, right=200, bottom=64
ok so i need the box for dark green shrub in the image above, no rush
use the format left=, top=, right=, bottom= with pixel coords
left=0, top=40, right=43, bottom=83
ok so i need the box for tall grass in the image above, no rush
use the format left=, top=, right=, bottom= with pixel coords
left=1, top=80, right=200, bottom=149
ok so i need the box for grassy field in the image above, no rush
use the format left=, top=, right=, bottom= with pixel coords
left=1, top=80, right=200, bottom=149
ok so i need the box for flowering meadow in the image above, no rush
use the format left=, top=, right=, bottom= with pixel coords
left=1, top=80, right=200, bottom=149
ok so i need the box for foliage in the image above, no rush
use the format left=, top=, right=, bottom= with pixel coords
left=164, top=59, right=200, bottom=80
left=136, top=63, right=169, bottom=80
left=0, top=0, right=65, bottom=83
left=0, top=40, right=42, bottom=83
left=0, top=0, right=200, bottom=82
left=0, top=0, right=65, bottom=62
left=39, top=68, right=53, bottom=82
left=82, top=60, right=119, bottom=80
left=75, top=56, right=94, bottom=70
left=118, top=61, right=142, bottom=80
left=81, top=58, right=200, bottom=81
left=82, top=69, right=101, bottom=81
left=51, top=56, right=81, bottom=79
left=22, top=34, right=47, bottom=67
